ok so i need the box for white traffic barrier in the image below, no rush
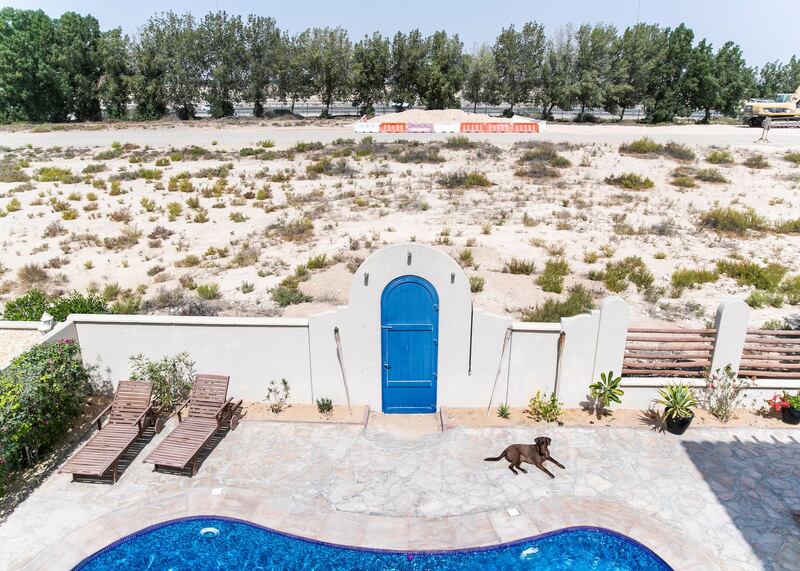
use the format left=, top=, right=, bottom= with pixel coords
left=433, top=123, right=460, bottom=133
left=354, top=122, right=380, bottom=133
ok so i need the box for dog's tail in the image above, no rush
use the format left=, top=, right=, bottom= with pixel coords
left=484, top=449, right=507, bottom=462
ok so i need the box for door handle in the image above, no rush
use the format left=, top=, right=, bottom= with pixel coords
left=383, top=363, right=391, bottom=369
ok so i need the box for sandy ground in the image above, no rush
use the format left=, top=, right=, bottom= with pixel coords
left=244, top=402, right=367, bottom=424
left=1, top=122, right=799, bottom=328
left=442, top=406, right=795, bottom=429
left=0, top=328, right=39, bottom=364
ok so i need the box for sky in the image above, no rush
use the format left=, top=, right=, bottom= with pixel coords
left=5, top=0, right=799, bottom=67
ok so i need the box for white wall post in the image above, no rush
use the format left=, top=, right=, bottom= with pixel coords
left=591, top=296, right=630, bottom=382
left=558, top=311, right=601, bottom=408
left=710, top=299, right=750, bottom=375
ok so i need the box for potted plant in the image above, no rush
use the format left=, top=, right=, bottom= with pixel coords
left=655, top=383, right=697, bottom=435
left=589, top=371, right=624, bottom=419
left=767, top=392, right=800, bottom=425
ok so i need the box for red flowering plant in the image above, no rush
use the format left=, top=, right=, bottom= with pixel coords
left=766, top=392, right=800, bottom=412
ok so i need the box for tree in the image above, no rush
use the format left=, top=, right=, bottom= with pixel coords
left=242, top=15, right=280, bottom=117
left=97, top=29, right=131, bottom=119
left=538, top=26, right=576, bottom=119
left=199, top=12, right=245, bottom=118
left=493, top=22, right=546, bottom=114
left=351, top=32, right=390, bottom=115
left=305, top=27, right=352, bottom=117
left=129, top=22, right=168, bottom=120
left=572, top=24, right=619, bottom=119
left=685, top=39, right=720, bottom=123
left=614, top=24, right=665, bottom=120
left=463, top=44, right=499, bottom=112
left=52, top=12, right=103, bottom=121
left=714, top=41, right=754, bottom=118
left=418, top=30, right=465, bottom=109
left=0, top=8, right=62, bottom=123
left=275, top=32, right=313, bottom=113
left=388, top=29, right=426, bottom=111
left=643, top=24, right=694, bottom=123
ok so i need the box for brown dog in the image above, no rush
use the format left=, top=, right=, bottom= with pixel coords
left=484, top=436, right=565, bottom=478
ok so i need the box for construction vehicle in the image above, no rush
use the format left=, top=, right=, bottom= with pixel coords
left=743, top=85, right=800, bottom=127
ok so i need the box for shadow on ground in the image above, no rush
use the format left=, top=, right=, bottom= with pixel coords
left=682, top=434, right=800, bottom=570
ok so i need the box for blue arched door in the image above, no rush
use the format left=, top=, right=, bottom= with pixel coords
left=381, top=276, right=439, bottom=413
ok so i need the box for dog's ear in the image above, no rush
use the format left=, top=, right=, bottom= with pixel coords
left=535, top=436, right=551, bottom=447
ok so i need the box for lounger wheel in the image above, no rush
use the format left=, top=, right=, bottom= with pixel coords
left=155, top=417, right=165, bottom=434
left=230, top=415, right=239, bottom=431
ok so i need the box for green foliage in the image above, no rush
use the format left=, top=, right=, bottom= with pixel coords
left=589, top=370, right=623, bottom=416
left=196, top=283, right=221, bottom=300
left=526, top=390, right=563, bottom=422
left=655, top=383, right=697, bottom=420
left=706, top=150, right=734, bottom=164
left=469, top=276, right=485, bottom=293
left=604, top=173, right=654, bottom=190
left=496, top=403, right=511, bottom=419
left=351, top=32, right=390, bottom=115
left=521, top=284, right=594, bottom=322
left=745, top=290, right=784, bottom=309
left=306, top=254, right=327, bottom=269
left=537, top=257, right=570, bottom=293
left=437, top=170, right=491, bottom=188
left=784, top=152, right=800, bottom=165
left=619, top=137, right=662, bottom=155
left=589, top=257, right=653, bottom=293
left=504, top=257, right=535, bottom=275
left=0, top=340, right=90, bottom=487
left=266, top=379, right=290, bottom=413
left=316, top=397, right=333, bottom=416
left=670, top=268, right=719, bottom=293
left=2, top=289, right=107, bottom=321
left=743, top=154, right=769, bottom=169
left=129, top=352, right=195, bottom=409
left=35, top=167, right=80, bottom=184
left=716, top=259, right=787, bottom=291
left=695, top=168, right=727, bottom=183
left=700, top=207, right=766, bottom=234
left=271, top=280, right=313, bottom=307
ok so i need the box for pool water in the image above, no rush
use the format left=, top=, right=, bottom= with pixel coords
left=75, top=516, right=672, bottom=571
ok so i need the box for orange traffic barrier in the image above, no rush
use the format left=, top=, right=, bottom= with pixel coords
left=485, top=123, right=512, bottom=133
left=379, top=122, right=407, bottom=133
left=512, top=122, right=540, bottom=133
left=459, top=122, right=484, bottom=133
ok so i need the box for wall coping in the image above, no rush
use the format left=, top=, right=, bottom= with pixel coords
left=0, top=320, right=41, bottom=330
left=65, top=314, right=310, bottom=327
left=511, top=322, right=561, bottom=333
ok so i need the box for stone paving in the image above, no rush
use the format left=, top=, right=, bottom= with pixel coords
left=1, top=420, right=799, bottom=570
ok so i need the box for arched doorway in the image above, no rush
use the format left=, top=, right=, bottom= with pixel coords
left=380, top=275, right=439, bottom=413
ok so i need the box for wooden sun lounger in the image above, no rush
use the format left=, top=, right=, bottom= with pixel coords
left=143, top=374, right=242, bottom=476
left=60, top=380, right=159, bottom=483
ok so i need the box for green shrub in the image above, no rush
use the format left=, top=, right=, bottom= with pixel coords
left=196, top=283, right=221, bottom=300
left=716, top=259, right=787, bottom=291
left=129, top=352, right=195, bottom=409
left=0, top=159, right=30, bottom=183
left=619, top=137, right=662, bottom=155
left=272, top=285, right=313, bottom=307
left=0, top=340, right=91, bottom=484
left=781, top=275, right=800, bottom=304
left=270, top=217, right=314, bottom=241
left=2, top=289, right=48, bottom=320
left=537, top=257, right=570, bottom=293
left=437, top=170, right=491, bottom=188
left=443, top=136, right=476, bottom=149
left=35, top=167, right=80, bottom=183
left=2, top=289, right=108, bottom=321
left=521, top=284, right=594, bottom=322
left=695, top=168, right=727, bottom=183
left=397, top=146, right=444, bottom=163
left=662, top=142, right=696, bottom=161
left=316, top=397, right=333, bottom=415
left=469, top=276, right=485, bottom=293
left=774, top=219, right=800, bottom=234
left=746, top=290, right=784, bottom=308
left=671, top=268, right=719, bottom=290
left=743, top=154, right=769, bottom=169
left=604, top=173, right=654, bottom=190
left=526, top=390, right=563, bottom=422
left=784, top=151, right=800, bottom=165
left=700, top=207, right=767, bottom=234
left=671, top=175, right=696, bottom=188
left=589, top=257, right=653, bottom=293
left=293, top=141, right=324, bottom=152
left=706, top=150, right=734, bottom=164
left=504, top=257, right=535, bottom=275
left=306, top=254, right=327, bottom=269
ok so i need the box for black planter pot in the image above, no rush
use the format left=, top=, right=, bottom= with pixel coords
left=781, top=406, right=800, bottom=425
left=665, top=412, right=694, bottom=435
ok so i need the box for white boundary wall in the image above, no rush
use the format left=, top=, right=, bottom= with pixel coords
left=5, top=244, right=796, bottom=410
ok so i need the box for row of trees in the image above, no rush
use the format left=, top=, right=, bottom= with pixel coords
left=1, top=7, right=799, bottom=124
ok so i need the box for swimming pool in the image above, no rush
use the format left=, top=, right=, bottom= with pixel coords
left=75, top=516, right=673, bottom=570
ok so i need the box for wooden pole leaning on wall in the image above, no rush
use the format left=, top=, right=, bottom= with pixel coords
left=486, top=326, right=513, bottom=417
left=333, top=327, right=353, bottom=415
left=553, top=331, right=566, bottom=396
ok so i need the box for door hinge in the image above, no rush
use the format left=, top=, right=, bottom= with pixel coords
left=433, top=304, right=439, bottom=311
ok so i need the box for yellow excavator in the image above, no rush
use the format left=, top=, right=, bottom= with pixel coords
left=743, top=85, right=800, bottom=127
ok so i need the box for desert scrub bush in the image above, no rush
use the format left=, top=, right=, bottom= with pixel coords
left=0, top=159, right=30, bottom=183
left=269, top=216, right=314, bottom=242
left=706, top=150, right=734, bottom=164
left=102, top=226, right=141, bottom=250
left=619, top=137, right=662, bottom=155
left=589, top=257, right=653, bottom=293
left=129, top=352, right=195, bottom=409
left=176, top=254, right=201, bottom=268
left=0, top=340, right=91, bottom=481
left=670, top=268, right=719, bottom=293
left=514, top=143, right=570, bottom=177
left=316, top=397, right=333, bottom=416
left=196, top=283, right=221, bottom=300
left=716, top=259, right=787, bottom=291
left=61, top=207, right=79, bottom=220
left=504, top=257, right=535, bottom=275
left=35, top=166, right=80, bottom=184
left=527, top=390, right=563, bottom=422
left=42, top=220, right=66, bottom=238
left=228, top=211, right=248, bottom=223
left=397, top=146, right=444, bottom=163
left=783, top=151, right=800, bottom=165
left=293, top=141, right=324, bottom=152
left=780, top=275, right=800, bottom=305
left=469, top=276, right=485, bottom=293
left=4, top=197, right=22, bottom=212
left=774, top=218, right=800, bottom=234
left=155, top=158, right=170, bottom=167
left=604, top=173, right=654, bottom=190
left=743, top=154, right=769, bottom=169
left=17, top=263, right=48, bottom=285
left=745, top=290, right=785, bottom=308
left=271, top=283, right=313, bottom=307
left=537, top=257, right=570, bottom=293
left=166, top=201, right=182, bottom=221
left=695, top=168, right=727, bottom=183
left=457, top=248, right=475, bottom=268
left=670, top=175, right=696, bottom=188
left=443, top=136, right=476, bottom=149
left=662, top=142, right=695, bottom=161
left=521, top=284, right=594, bottom=323
left=306, top=254, right=327, bottom=270
left=437, top=170, right=491, bottom=188
left=140, top=197, right=157, bottom=212
left=700, top=207, right=767, bottom=234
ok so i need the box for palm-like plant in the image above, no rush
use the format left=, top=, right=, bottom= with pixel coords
left=589, top=370, right=624, bottom=418
left=655, top=383, right=697, bottom=420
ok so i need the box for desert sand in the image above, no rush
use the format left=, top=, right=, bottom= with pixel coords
left=1, top=120, right=799, bottom=329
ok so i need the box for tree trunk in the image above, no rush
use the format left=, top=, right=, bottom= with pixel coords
left=473, top=102, right=477, bottom=113
left=290, top=96, right=296, bottom=114
left=619, top=107, right=626, bottom=121
left=703, top=108, right=711, bottom=124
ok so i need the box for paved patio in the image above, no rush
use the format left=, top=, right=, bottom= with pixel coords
left=1, top=419, right=799, bottom=570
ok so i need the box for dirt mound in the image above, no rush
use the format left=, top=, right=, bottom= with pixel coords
left=371, top=109, right=532, bottom=124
